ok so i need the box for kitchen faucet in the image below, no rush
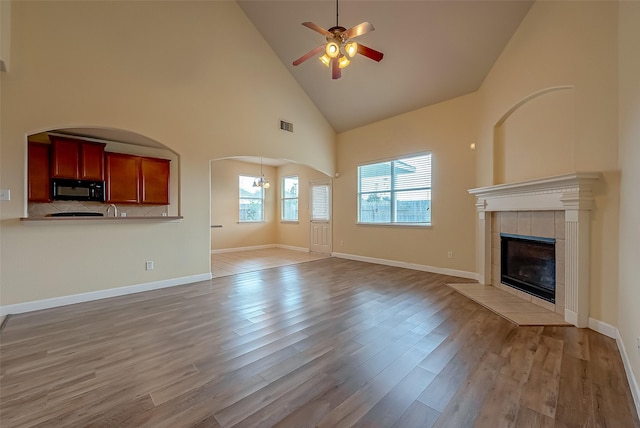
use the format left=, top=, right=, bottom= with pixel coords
left=107, top=204, right=118, bottom=217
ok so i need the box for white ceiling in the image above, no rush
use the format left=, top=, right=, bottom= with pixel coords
left=238, top=0, right=533, bottom=133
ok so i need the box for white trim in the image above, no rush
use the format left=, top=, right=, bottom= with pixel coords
left=616, top=329, right=640, bottom=420
left=332, top=252, right=477, bottom=280
left=211, top=244, right=311, bottom=254
left=588, top=317, right=618, bottom=339
left=275, top=244, right=309, bottom=253
left=0, top=273, right=212, bottom=316
left=211, top=244, right=275, bottom=254
left=587, top=318, right=640, bottom=419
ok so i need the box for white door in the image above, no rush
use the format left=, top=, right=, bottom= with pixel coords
left=310, top=181, right=331, bottom=254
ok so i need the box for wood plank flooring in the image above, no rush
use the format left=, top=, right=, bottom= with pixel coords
left=212, top=248, right=329, bottom=278
left=1, top=258, right=638, bottom=427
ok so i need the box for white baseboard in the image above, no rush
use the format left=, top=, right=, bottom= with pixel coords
left=588, top=318, right=640, bottom=419
left=0, top=273, right=213, bottom=316
left=331, top=252, right=477, bottom=280
left=211, top=244, right=275, bottom=254
left=588, top=317, right=618, bottom=339
left=211, top=244, right=310, bottom=254
left=275, top=244, right=309, bottom=253
left=616, top=329, right=640, bottom=420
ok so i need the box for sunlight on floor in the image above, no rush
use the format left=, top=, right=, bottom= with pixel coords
left=211, top=247, right=330, bottom=278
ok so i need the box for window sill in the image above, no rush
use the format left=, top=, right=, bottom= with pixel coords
left=238, top=221, right=265, bottom=224
left=356, top=222, right=432, bottom=229
left=280, top=220, right=299, bottom=224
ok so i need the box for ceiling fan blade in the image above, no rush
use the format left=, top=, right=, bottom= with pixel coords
left=331, top=57, right=341, bottom=80
left=344, top=22, right=375, bottom=39
left=293, top=45, right=325, bottom=66
left=302, top=22, right=331, bottom=37
left=357, top=44, right=384, bottom=62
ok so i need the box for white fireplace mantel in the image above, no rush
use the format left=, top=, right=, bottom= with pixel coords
left=468, top=172, right=601, bottom=327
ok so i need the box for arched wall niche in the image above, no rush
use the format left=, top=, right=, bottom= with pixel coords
left=26, top=126, right=181, bottom=216
left=492, top=86, right=575, bottom=184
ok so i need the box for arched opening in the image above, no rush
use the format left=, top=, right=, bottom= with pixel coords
left=209, top=156, right=332, bottom=278
left=26, top=126, right=180, bottom=218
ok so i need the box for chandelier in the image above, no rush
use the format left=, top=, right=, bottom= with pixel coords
left=253, top=157, right=270, bottom=189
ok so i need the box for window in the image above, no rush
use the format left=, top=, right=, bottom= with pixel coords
left=357, top=153, right=431, bottom=225
left=239, top=175, right=264, bottom=222
left=281, top=176, right=299, bottom=221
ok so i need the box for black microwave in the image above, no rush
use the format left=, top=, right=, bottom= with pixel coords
left=52, top=179, right=105, bottom=202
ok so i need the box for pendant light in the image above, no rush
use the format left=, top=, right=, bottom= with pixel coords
left=253, top=157, right=270, bottom=189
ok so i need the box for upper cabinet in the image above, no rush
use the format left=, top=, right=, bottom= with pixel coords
left=105, top=153, right=170, bottom=205
left=140, top=157, right=170, bottom=205
left=28, top=142, right=51, bottom=202
left=50, top=136, right=105, bottom=180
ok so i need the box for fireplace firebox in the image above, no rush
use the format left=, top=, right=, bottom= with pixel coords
left=500, top=233, right=556, bottom=303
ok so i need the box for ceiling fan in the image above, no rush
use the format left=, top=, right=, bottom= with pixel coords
left=292, top=0, right=384, bottom=80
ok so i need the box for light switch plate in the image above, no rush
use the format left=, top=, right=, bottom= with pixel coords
left=0, top=189, right=10, bottom=201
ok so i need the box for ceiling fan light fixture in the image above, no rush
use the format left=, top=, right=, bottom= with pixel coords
left=338, top=55, right=350, bottom=69
left=319, top=54, right=331, bottom=67
left=326, top=42, right=340, bottom=58
left=345, top=41, right=358, bottom=58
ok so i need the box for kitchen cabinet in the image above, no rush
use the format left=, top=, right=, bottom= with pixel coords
left=140, top=157, right=170, bottom=204
left=105, top=153, right=140, bottom=204
left=50, top=136, right=105, bottom=180
left=28, top=142, right=51, bottom=202
left=105, top=153, right=170, bottom=205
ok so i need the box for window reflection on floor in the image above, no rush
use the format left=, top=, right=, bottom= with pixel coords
left=211, top=247, right=330, bottom=278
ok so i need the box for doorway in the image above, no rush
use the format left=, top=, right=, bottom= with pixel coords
left=310, top=180, right=332, bottom=254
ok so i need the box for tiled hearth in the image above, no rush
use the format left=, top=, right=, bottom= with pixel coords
left=469, top=173, right=600, bottom=327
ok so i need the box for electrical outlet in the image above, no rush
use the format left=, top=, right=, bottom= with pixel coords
left=447, top=251, right=453, bottom=259
left=146, top=261, right=154, bottom=271
left=0, top=189, right=10, bottom=201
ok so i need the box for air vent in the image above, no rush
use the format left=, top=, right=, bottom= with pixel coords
left=280, top=120, right=293, bottom=133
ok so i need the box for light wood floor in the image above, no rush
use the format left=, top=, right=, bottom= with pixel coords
left=1, top=258, right=638, bottom=427
left=212, top=248, right=330, bottom=278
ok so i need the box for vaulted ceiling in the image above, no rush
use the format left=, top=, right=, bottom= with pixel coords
left=238, top=0, right=534, bottom=133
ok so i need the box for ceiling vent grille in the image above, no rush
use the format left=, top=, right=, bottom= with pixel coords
left=280, top=120, right=293, bottom=133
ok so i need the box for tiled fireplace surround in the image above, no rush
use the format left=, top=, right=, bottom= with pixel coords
left=469, top=172, right=600, bottom=328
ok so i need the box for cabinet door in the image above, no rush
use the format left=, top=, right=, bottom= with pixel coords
left=28, top=142, right=51, bottom=202
left=80, top=142, right=106, bottom=180
left=140, top=157, right=170, bottom=204
left=105, top=153, right=140, bottom=203
left=51, top=138, right=80, bottom=179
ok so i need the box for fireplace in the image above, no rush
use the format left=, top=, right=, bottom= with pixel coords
left=468, top=172, right=600, bottom=327
left=500, top=233, right=556, bottom=303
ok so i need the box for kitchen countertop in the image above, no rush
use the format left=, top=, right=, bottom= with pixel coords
left=20, top=216, right=183, bottom=222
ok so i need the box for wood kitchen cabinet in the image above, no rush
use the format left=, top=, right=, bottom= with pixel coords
left=105, top=153, right=170, bottom=205
left=28, top=142, right=51, bottom=202
left=50, top=136, right=105, bottom=180
left=105, top=153, right=140, bottom=204
left=140, top=157, right=170, bottom=204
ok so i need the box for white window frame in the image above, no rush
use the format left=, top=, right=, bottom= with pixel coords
left=357, top=153, right=432, bottom=226
left=281, top=175, right=299, bottom=222
left=238, top=175, right=264, bottom=222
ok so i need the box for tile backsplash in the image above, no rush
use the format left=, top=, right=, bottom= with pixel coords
left=29, top=201, right=168, bottom=217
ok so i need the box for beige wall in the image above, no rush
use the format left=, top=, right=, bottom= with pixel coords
left=0, top=1, right=335, bottom=307
left=475, top=1, right=620, bottom=325
left=618, top=0, right=640, bottom=401
left=210, top=159, right=330, bottom=251
left=334, top=93, right=478, bottom=275
left=276, top=163, right=331, bottom=249
left=210, top=159, right=277, bottom=250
